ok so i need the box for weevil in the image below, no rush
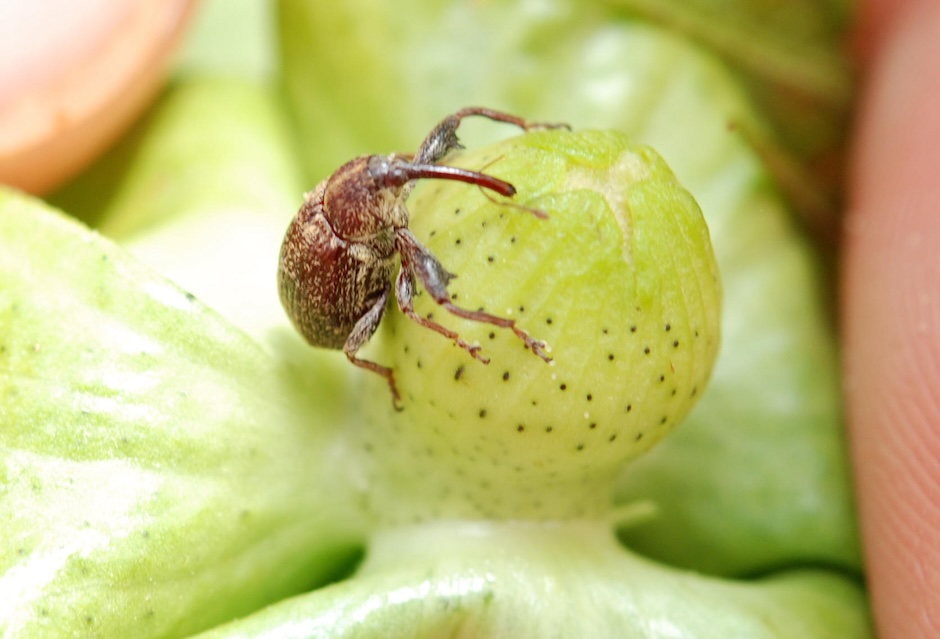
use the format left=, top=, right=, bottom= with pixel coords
left=278, top=107, right=562, bottom=407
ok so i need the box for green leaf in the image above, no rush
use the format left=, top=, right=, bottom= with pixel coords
left=0, top=189, right=363, bottom=637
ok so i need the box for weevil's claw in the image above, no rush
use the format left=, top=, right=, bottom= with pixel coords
left=387, top=376, right=404, bottom=411
left=460, top=340, right=490, bottom=364
left=531, top=341, right=553, bottom=363
left=513, top=329, right=552, bottom=363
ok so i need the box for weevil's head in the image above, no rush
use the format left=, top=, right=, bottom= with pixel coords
left=321, top=155, right=410, bottom=242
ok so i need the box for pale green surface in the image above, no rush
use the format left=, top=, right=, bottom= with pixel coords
left=174, top=0, right=278, bottom=80
left=605, top=0, right=853, bottom=165
left=0, top=190, right=364, bottom=637
left=50, top=75, right=310, bottom=348
left=195, top=522, right=869, bottom=639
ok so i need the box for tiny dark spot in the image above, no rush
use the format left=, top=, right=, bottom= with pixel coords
left=429, top=230, right=437, bottom=237
left=451, top=293, right=458, bottom=300
left=665, top=323, right=672, bottom=331
left=455, top=365, right=465, bottom=381
left=635, top=432, right=644, bottom=441
left=608, top=354, right=615, bottom=361
left=673, top=340, right=680, bottom=348
left=489, top=332, right=496, bottom=340
left=455, top=208, right=462, bottom=215
left=502, top=371, right=510, bottom=381
left=602, top=327, right=609, bottom=334
left=644, top=347, right=651, bottom=355
left=85, top=616, right=94, bottom=625
left=660, top=416, right=668, bottom=425
left=691, top=386, right=698, bottom=397
left=184, top=292, right=196, bottom=302
left=487, top=256, right=495, bottom=263
left=545, top=426, right=553, bottom=433
left=481, top=220, right=488, bottom=227
left=695, top=330, right=700, bottom=338
left=589, top=422, right=597, bottom=430
left=479, top=409, right=487, bottom=418
left=455, top=238, right=462, bottom=245
left=546, top=317, right=553, bottom=325
left=426, top=312, right=434, bottom=320
left=630, top=325, right=637, bottom=333
left=626, top=404, right=633, bottom=412
left=576, top=444, right=585, bottom=451
left=659, top=374, right=665, bottom=382
left=519, top=306, right=525, bottom=313
left=671, top=388, right=677, bottom=396
left=416, top=360, right=423, bottom=369
left=586, top=394, right=593, bottom=401
left=510, top=236, right=517, bottom=244
left=517, top=424, right=525, bottom=432
left=609, top=434, right=617, bottom=442
left=559, top=383, right=567, bottom=391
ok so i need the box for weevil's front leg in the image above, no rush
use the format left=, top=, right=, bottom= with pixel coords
left=395, top=238, right=488, bottom=364
left=343, top=285, right=402, bottom=408
left=396, top=228, right=552, bottom=362
left=415, top=107, right=568, bottom=165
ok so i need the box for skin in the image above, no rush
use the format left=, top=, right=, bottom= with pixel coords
left=0, top=0, right=197, bottom=194
left=1, top=1, right=937, bottom=636
left=845, top=1, right=940, bottom=637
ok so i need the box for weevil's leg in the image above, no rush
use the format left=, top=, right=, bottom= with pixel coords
left=397, top=229, right=552, bottom=362
left=415, top=107, right=569, bottom=165
left=396, top=244, right=489, bottom=364
left=343, top=285, right=402, bottom=408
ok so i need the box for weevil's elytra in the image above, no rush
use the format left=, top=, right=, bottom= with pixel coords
left=278, top=107, right=565, bottom=408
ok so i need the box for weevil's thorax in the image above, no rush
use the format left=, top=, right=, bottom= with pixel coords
left=322, top=155, right=409, bottom=249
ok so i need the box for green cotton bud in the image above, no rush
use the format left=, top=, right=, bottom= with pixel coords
left=348, top=128, right=722, bottom=524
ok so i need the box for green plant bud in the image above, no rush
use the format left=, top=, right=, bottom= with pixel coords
left=352, top=129, right=721, bottom=523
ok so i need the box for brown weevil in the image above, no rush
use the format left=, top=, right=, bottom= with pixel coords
left=278, top=107, right=562, bottom=407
